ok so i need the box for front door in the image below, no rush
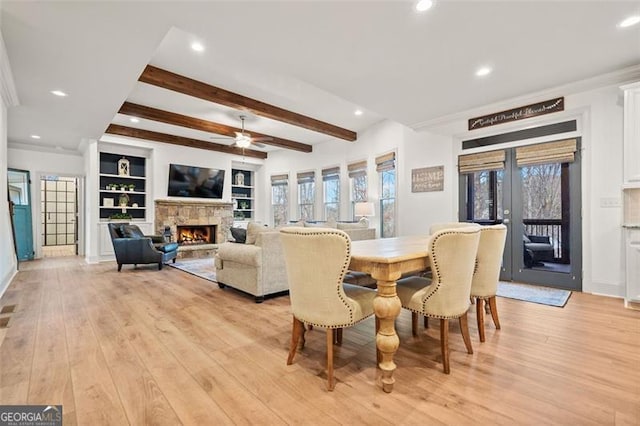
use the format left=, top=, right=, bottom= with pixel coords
left=459, top=139, right=582, bottom=291
left=8, top=169, right=34, bottom=261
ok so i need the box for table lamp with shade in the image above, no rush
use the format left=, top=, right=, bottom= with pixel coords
left=355, top=201, right=375, bottom=226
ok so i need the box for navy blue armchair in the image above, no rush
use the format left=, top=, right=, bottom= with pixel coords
left=108, top=223, right=179, bottom=271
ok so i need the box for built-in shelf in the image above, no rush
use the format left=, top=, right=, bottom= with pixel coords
left=99, top=152, right=147, bottom=220
left=232, top=169, right=254, bottom=221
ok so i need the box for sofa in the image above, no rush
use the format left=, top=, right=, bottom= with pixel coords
left=214, top=221, right=375, bottom=302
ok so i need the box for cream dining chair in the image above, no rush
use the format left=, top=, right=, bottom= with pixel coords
left=429, top=221, right=480, bottom=235
left=280, top=227, right=377, bottom=391
left=470, top=224, right=507, bottom=342
left=396, top=227, right=481, bottom=374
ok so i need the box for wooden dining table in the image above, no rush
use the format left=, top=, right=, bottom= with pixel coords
left=349, top=235, right=431, bottom=393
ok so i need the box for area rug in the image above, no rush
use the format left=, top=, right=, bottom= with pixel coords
left=168, top=258, right=217, bottom=283
left=497, top=282, right=571, bottom=307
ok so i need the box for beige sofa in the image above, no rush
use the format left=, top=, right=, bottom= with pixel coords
left=214, top=222, right=375, bottom=302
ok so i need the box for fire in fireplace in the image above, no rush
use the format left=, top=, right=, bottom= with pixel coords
left=176, top=225, right=216, bottom=245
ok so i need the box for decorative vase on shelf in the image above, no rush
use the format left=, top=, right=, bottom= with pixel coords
left=234, top=171, right=245, bottom=186
left=118, top=156, right=130, bottom=176
left=118, top=193, right=130, bottom=207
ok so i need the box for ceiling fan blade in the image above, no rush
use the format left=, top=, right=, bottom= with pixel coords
left=252, top=142, right=266, bottom=148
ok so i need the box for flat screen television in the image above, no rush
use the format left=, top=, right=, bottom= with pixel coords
left=167, top=164, right=225, bottom=199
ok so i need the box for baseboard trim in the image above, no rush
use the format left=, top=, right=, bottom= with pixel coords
left=0, top=266, right=18, bottom=300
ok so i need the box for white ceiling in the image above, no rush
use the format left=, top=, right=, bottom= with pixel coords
left=2, top=1, right=639, bottom=154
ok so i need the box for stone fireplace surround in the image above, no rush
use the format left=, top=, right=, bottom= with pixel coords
left=155, top=199, right=234, bottom=259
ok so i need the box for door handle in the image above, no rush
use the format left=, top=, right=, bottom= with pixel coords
left=503, top=219, right=510, bottom=224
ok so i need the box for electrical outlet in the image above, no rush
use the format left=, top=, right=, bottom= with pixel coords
left=600, top=197, right=622, bottom=208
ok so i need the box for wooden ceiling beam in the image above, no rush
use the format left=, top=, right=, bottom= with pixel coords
left=105, top=124, right=267, bottom=159
left=138, top=65, right=357, bottom=142
left=118, top=102, right=312, bottom=153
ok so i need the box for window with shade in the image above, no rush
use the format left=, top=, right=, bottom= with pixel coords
left=322, top=166, right=340, bottom=221
left=348, top=160, right=368, bottom=220
left=376, top=152, right=396, bottom=238
left=271, top=174, right=289, bottom=227
left=297, top=171, right=315, bottom=221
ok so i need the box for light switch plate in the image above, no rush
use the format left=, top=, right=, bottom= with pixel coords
left=600, top=197, right=622, bottom=208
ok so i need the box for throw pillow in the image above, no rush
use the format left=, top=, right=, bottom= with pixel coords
left=230, top=227, right=247, bottom=243
left=120, top=224, right=145, bottom=239
left=246, top=222, right=269, bottom=244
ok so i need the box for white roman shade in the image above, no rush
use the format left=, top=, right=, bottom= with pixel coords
left=347, top=160, right=367, bottom=178
left=515, top=139, right=577, bottom=167
left=458, top=149, right=506, bottom=174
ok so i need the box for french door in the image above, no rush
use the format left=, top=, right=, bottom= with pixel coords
left=459, top=139, right=582, bottom=291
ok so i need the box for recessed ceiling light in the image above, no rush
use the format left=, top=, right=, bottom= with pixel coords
left=618, top=15, right=640, bottom=28
left=191, top=42, right=205, bottom=52
left=50, top=90, right=67, bottom=97
left=354, top=109, right=363, bottom=116
left=31, top=134, right=41, bottom=139
left=475, top=66, right=493, bottom=77
left=415, top=0, right=434, bottom=12
left=129, top=117, right=140, bottom=123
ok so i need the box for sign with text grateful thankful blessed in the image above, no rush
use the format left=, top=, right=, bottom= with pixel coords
left=468, top=97, right=564, bottom=130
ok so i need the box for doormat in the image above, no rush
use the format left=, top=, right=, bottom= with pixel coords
left=497, top=282, right=571, bottom=307
left=168, top=258, right=217, bottom=283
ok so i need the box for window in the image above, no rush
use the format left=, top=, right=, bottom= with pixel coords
left=322, top=166, right=340, bottom=221
left=271, top=174, right=289, bottom=227
left=376, top=152, right=396, bottom=238
left=348, top=160, right=368, bottom=220
left=297, top=171, right=315, bottom=221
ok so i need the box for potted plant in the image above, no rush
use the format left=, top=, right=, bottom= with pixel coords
left=128, top=184, right=135, bottom=191
left=119, top=183, right=127, bottom=191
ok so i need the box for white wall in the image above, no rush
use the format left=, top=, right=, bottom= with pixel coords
left=0, top=27, right=18, bottom=298
left=0, top=100, right=17, bottom=297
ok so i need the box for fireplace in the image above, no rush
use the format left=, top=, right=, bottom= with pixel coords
left=176, top=225, right=217, bottom=245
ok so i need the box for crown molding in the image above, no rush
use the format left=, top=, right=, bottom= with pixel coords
left=0, top=32, right=19, bottom=107
left=412, top=64, right=640, bottom=132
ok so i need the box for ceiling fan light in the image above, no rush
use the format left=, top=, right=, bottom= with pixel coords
left=236, top=135, right=252, bottom=148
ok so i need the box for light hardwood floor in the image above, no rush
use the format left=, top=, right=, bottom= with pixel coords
left=0, top=257, right=638, bottom=425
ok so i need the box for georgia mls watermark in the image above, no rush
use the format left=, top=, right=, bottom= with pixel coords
left=0, top=405, right=62, bottom=426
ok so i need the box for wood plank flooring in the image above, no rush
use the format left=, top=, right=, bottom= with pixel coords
left=0, top=257, right=638, bottom=425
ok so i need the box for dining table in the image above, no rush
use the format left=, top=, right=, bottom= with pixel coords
left=349, top=235, right=431, bottom=393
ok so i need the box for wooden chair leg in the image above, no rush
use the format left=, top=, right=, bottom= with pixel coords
left=476, top=297, right=486, bottom=342
left=440, top=319, right=450, bottom=374
left=459, top=312, right=473, bottom=354
left=326, top=329, right=335, bottom=391
left=424, top=316, right=429, bottom=328
left=488, top=296, right=501, bottom=329
left=375, top=317, right=381, bottom=365
left=287, top=316, right=304, bottom=365
left=411, top=312, right=419, bottom=336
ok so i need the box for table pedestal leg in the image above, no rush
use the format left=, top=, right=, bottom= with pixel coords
left=374, top=278, right=402, bottom=393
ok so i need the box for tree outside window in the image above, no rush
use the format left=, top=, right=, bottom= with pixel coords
left=297, top=172, right=315, bottom=221
left=271, top=174, right=288, bottom=227
left=324, top=178, right=340, bottom=221
left=376, top=152, right=396, bottom=238
left=348, top=160, right=368, bottom=220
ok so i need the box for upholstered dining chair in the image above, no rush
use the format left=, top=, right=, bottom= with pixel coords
left=396, top=227, right=481, bottom=374
left=280, top=227, right=377, bottom=391
left=470, top=224, right=507, bottom=342
left=429, top=221, right=480, bottom=235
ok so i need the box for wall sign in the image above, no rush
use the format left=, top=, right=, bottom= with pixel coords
left=411, top=166, right=444, bottom=193
left=468, top=97, right=564, bottom=130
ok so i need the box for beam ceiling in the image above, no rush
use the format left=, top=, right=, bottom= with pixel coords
left=105, top=124, right=268, bottom=159
left=118, top=102, right=312, bottom=153
left=138, top=65, right=357, bottom=142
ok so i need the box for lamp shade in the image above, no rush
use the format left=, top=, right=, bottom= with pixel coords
left=355, top=202, right=375, bottom=217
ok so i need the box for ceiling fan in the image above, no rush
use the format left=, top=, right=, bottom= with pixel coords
left=211, top=115, right=271, bottom=149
